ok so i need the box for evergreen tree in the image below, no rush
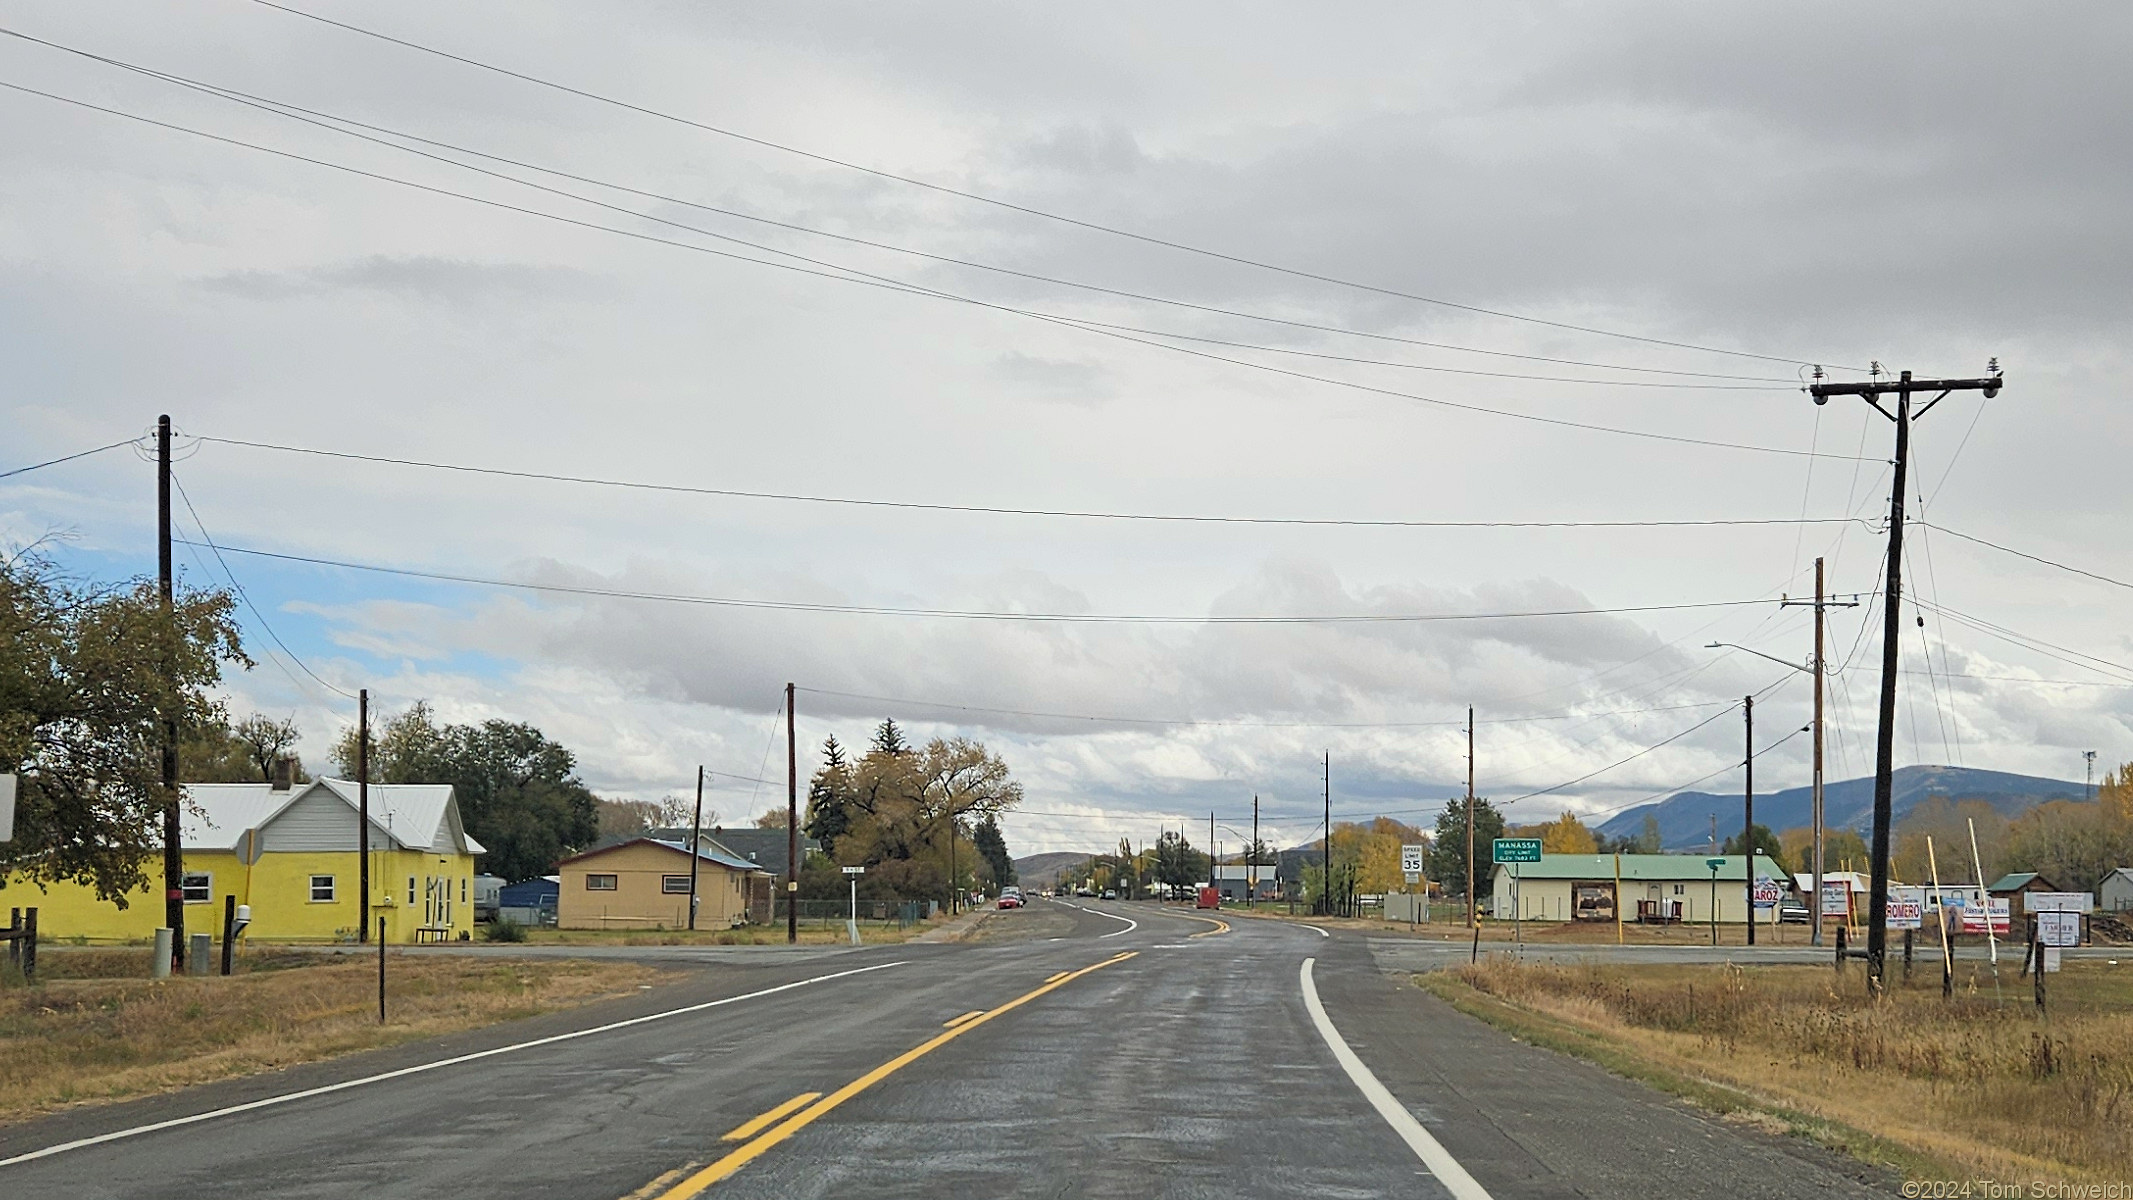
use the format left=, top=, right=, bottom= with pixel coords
left=1427, top=796, right=1505, bottom=904
left=973, top=813, right=1015, bottom=887
left=803, top=735, right=854, bottom=857
left=871, top=718, right=909, bottom=757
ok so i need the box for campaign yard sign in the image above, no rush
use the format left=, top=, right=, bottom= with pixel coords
left=1884, top=886, right=1925, bottom=929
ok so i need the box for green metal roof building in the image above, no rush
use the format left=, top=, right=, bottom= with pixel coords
left=1489, top=853, right=1789, bottom=924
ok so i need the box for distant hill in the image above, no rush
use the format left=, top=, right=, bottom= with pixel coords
left=1013, top=851, right=1094, bottom=889
left=1595, top=765, right=2086, bottom=851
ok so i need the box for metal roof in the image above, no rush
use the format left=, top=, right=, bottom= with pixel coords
left=1488, top=853, right=1787, bottom=881
left=180, top=779, right=484, bottom=855
left=558, top=836, right=767, bottom=874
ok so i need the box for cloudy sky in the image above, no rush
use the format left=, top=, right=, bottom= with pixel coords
left=5, top=2, right=2128, bottom=855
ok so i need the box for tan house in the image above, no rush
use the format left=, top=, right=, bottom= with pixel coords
left=556, top=837, right=767, bottom=930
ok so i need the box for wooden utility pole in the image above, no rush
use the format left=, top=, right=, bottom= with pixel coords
left=786, top=683, right=798, bottom=943
left=1783, top=556, right=1855, bottom=947
left=157, top=414, right=184, bottom=971
left=1808, top=366, right=2004, bottom=991
left=1465, top=708, right=1476, bottom=928
left=358, top=688, right=370, bottom=943
left=1744, top=693, right=1755, bottom=946
left=687, top=765, right=704, bottom=931
left=1321, top=753, right=1331, bottom=916
left=1249, top=794, right=1258, bottom=909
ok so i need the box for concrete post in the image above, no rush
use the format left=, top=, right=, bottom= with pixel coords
left=151, top=928, right=173, bottom=979
left=188, top=933, right=211, bottom=975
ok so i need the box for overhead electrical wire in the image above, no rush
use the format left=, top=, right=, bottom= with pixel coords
left=0, top=78, right=1874, bottom=463
left=188, top=433, right=1869, bottom=531
left=0, top=435, right=144, bottom=479
left=169, top=469, right=356, bottom=700
left=791, top=684, right=1736, bottom=731
left=1923, top=521, right=2133, bottom=594
left=245, top=0, right=1860, bottom=373
left=0, top=28, right=1798, bottom=390
left=172, top=538, right=1781, bottom=626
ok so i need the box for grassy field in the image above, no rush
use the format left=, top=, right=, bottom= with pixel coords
left=0, top=950, right=671, bottom=1124
left=1422, top=956, right=2133, bottom=1183
left=504, top=918, right=945, bottom=947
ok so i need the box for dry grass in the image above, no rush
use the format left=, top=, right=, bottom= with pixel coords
left=1427, top=957, right=2133, bottom=1182
left=0, top=952, right=671, bottom=1124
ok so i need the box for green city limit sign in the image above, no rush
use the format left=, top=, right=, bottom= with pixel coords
left=1493, top=838, right=1542, bottom=863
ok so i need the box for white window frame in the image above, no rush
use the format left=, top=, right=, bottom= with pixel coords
left=662, top=874, right=692, bottom=894
left=309, top=874, right=336, bottom=902
left=180, top=871, right=212, bottom=903
left=586, top=873, right=618, bottom=891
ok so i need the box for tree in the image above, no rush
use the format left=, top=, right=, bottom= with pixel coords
left=1637, top=813, right=1663, bottom=854
left=1891, top=796, right=2005, bottom=884
left=0, top=551, right=248, bottom=901
left=1428, top=796, right=1504, bottom=904
left=332, top=705, right=599, bottom=882
left=870, top=718, right=909, bottom=757
left=755, top=806, right=791, bottom=829
left=183, top=713, right=304, bottom=784
left=972, top=815, right=1014, bottom=888
left=1531, top=811, right=1597, bottom=855
left=803, top=735, right=854, bottom=857
left=1720, top=823, right=1789, bottom=874
left=1153, top=830, right=1208, bottom=893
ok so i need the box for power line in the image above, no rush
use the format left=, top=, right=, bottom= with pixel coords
left=190, top=433, right=1869, bottom=531
left=173, top=538, right=1781, bottom=625
left=168, top=470, right=356, bottom=700
left=1923, top=521, right=2133, bottom=594
left=246, top=0, right=1859, bottom=372
left=0, top=78, right=1871, bottom=463
left=0, top=435, right=144, bottom=479
left=2, top=28, right=1799, bottom=390
left=792, top=685, right=1736, bottom=730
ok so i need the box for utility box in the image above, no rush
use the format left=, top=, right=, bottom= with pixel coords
left=1196, top=885, right=1219, bottom=909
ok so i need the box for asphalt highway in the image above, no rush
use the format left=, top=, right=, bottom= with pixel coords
left=0, top=900, right=1895, bottom=1199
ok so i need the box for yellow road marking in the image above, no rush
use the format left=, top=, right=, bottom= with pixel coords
left=1186, top=915, right=1230, bottom=937
left=625, top=1164, right=696, bottom=1200
left=1043, top=970, right=1069, bottom=983
left=719, top=1092, right=820, bottom=1142
left=942, top=1009, right=985, bottom=1028
left=654, top=952, right=1138, bottom=1197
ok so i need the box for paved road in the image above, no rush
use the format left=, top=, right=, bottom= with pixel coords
left=0, top=900, right=1893, bottom=1199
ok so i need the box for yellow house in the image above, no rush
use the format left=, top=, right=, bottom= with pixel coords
left=1, top=777, right=484, bottom=944
left=556, top=837, right=766, bottom=930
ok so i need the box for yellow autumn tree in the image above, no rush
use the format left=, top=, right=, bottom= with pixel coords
left=1534, top=810, right=1597, bottom=855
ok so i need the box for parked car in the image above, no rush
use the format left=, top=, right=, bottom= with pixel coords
left=1101, top=889, right=1117, bottom=900
left=1779, top=898, right=1810, bottom=924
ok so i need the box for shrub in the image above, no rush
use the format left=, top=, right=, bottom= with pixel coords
left=482, top=919, right=526, bottom=943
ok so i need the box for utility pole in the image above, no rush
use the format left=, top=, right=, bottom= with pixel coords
left=687, top=765, right=704, bottom=931
left=786, top=682, right=797, bottom=944
left=157, top=414, right=184, bottom=971
left=1250, top=794, right=1259, bottom=910
left=1744, top=694, right=1755, bottom=947
left=1322, top=752, right=1331, bottom=917
left=2086, top=751, right=2097, bottom=803
left=1465, top=708, right=1475, bottom=928
left=358, top=688, right=370, bottom=944
left=1809, top=364, right=2004, bottom=990
left=1783, top=556, right=1855, bottom=947
left=1209, top=810, right=1217, bottom=894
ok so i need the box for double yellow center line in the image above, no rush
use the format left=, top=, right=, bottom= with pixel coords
left=653, top=951, right=1138, bottom=1197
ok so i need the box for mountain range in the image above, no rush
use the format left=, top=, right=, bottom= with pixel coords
left=1594, top=764, right=2088, bottom=852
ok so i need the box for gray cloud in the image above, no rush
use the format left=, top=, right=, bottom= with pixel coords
left=197, top=255, right=595, bottom=302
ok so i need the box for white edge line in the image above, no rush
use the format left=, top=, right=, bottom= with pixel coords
left=1300, top=957, right=1493, bottom=1200
left=0, top=959, right=907, bottom=1169
left=1305, top=925, right=1331, bottom=938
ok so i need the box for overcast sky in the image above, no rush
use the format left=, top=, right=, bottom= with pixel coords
left=5, top=2, right=2128, bottom=855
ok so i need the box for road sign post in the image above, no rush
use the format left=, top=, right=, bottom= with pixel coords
left=1493, top=839, right=1540, bottom=948
left=0, top=773, right=15, bottom=843
left=1400, top=844, right=1427, bottom=929
left=843, top=866, right=866, bottom=946
left=1706, top=857, right=1724, bottom=946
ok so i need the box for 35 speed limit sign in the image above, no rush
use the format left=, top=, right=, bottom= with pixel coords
left=1400, top=844, right=1427, bottom=882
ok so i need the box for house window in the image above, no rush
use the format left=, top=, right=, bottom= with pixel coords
left=310, top=875, right=336, bottom=902
left=181, top=871, right=212, bottom=903
left=1672, top=884, right=1685, bottom=896
left=663, top=875, right=692, bottom=894
left=460, top=878, right=468, bottom=903
left=586, top=874, right=618, bottom=891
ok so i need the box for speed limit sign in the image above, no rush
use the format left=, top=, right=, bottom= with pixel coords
left=1400, top=843, right=1427, bottom=883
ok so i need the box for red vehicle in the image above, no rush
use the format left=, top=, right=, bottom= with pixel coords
left=1196, top=885, right=1219, bottom=910
left=997, top=887, right=1023, bottom=909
